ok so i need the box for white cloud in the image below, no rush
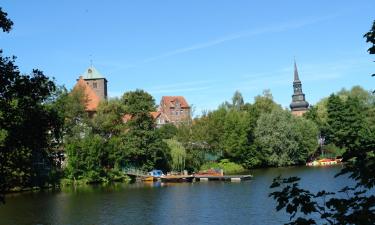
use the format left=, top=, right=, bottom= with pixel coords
left=140, top=15, right=339, bottom=64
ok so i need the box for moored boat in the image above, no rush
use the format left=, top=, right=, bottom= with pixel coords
left=142, top=176, right=155, bottom=182
left=306, top=157, right=342, bottom=166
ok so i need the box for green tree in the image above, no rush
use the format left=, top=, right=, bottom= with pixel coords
left=0, top=7, right=13, bottom=32
left=270, top=19, right=375, bottom=225
left=364, top=20, right=375, bottom=55
left=91, top=98, right=125, bottom=139
left=121, top=90, right=169, bottom=171
left=0, top=8, right=61, bottom=202
left=255, top=108, right=318, bottom=167
left=157, top=123, right=178, bottom=139
left=122, top=89, right=156, bottom=115
left=165, top=139, right=186, bottom=172
left=232, top=90, right=244, bottom=110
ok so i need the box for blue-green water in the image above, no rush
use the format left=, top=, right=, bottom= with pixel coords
left=0, top=166, right=351, bottom=225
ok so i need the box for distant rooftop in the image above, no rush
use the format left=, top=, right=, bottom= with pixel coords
left=82, top=66, right=105, bottom=79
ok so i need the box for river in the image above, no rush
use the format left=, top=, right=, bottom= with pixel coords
left=0, top=166, right=352, bottom=225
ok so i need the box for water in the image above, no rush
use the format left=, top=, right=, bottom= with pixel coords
left=0, top=166, right=351, bottom=225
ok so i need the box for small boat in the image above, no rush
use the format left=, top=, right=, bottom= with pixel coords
left=306, top=157, right=342, bottom=166
left=149, top=170, right=164, bottom=178
left=142, top=176, right=155, bottom=182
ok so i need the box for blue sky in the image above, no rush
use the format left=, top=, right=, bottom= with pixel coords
left=1, top=1, right=374, bottom=115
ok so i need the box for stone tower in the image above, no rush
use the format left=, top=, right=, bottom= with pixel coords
left=290, top=61, right=309, bottom=116
left=81, top=66, right=108, bottom=100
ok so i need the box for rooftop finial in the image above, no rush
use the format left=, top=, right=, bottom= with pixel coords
left=89, top=54, right=93, bottom=67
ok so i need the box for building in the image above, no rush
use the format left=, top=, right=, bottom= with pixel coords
left=81, top=66, right=108, bottom=100
left=72, top=66, right=108, bottom=114
left=158, top=96, right=191, bottom=126
left=290, top=61, right=309, bottom=116
left=122, top=111, right=169, bottom=128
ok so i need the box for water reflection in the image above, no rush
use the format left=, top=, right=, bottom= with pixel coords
left=0, top=166, right=348, bottom=225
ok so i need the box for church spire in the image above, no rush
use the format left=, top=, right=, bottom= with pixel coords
left=294, top=60, right=300, bottom=82
left=290, top=60, right=309, bottom=116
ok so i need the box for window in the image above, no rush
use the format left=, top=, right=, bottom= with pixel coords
left=93, top=82, right=97, bottom=88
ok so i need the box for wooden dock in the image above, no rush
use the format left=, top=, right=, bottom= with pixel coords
left=194, top=175, right=253, bottom=182
left=123, top=168, right=253, bottom=182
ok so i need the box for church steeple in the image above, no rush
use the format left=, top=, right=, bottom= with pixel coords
left=290, top=60, right=309, bottom=116
left=294, top=60, right=300, bottom=82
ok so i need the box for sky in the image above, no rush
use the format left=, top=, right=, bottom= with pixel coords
left=1, top=1, right=374, bottom=115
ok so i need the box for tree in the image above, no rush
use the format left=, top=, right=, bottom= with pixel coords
left=91, top=98, right=125, bottom=139
left=255, top=108, right=318, bottom=167
left=122, top=89, right=156, bottom=115
left=0, top=7, right=13, bottom=32
left=232, top=90, right=244, bottom=110
left=120, top=90, right=169, bottom=171
left=165, top=139, right=186, bottom=172
left=270, top=20, right=375, bottom=225
left=0, top=8, right=61, bottom=203
left=364, top=20, right=375, bottom=55
left=364, top=20, right=375, bottom=81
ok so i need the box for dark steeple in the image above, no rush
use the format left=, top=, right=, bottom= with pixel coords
left=290, top=61, right=309, bottom=114
left=294, top=60, right=300, bottom=82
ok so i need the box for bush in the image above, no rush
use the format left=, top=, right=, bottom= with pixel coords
left=323, top=143, right=346, bottom=158
left=200, top=159, right=245, bottom=174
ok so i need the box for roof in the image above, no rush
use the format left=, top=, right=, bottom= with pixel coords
left=294, top=60, right=301, bottom=82
left=161, top=96, right=190, bottom=108
left=82, top=66, right=105, bottom=80
left=150, top=111, right=161, bottom=119
left=122, top=112, right=161, bottom=122
left=73, top=77, right=101, bottom=111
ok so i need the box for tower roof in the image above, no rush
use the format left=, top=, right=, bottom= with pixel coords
left=82, top=66, right=105, bottom=80
left=294, top=60, right=300, bottom=82
left=290, top=60, right=309, bottom=113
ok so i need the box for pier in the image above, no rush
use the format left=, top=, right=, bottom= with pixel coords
left=194, top=175, right=253, bottom=182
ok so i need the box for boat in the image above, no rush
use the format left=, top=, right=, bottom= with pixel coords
left=148, top=170, right=164, bottom=178
left=141, top=176, right=155, bottom=182
left=306, top=157, right=342, bottom=166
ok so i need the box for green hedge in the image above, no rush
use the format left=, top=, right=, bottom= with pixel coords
left=200, top=159, right=246, bottom=174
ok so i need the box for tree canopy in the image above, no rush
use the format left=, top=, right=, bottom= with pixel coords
left=0, top=8, right=61, bottom=203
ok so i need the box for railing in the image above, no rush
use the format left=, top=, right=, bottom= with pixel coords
left=122, top=167, right=149, bottom=177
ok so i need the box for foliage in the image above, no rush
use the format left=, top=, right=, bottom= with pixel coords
left=122, top=89, right=156, bottom=115
left=270, top=19, right=375, bottom=225
left=323, top=143, right=345, bottom=158
left=200, top=159, right=245, bottom=174
left=255, top=108, right=319, bottom=167
left=176, top=90, right=318, bottom=170
left=364, top=20, right=375, bottom=55
left=164, top=138, right=186, bottom=171
left=0, top=8, right=62, bottom=203
left=0, top=7, right=13, bottom=32
left=157, top=123, right=178, bottom=139
left=121, top=90, right=170, bottom=172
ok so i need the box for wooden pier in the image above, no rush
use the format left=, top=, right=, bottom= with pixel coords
left=123, top=168, right=150, bottom=181
left=194, top=175, right=253, bottom=182
left=123, top=168, right=253, bottom=182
